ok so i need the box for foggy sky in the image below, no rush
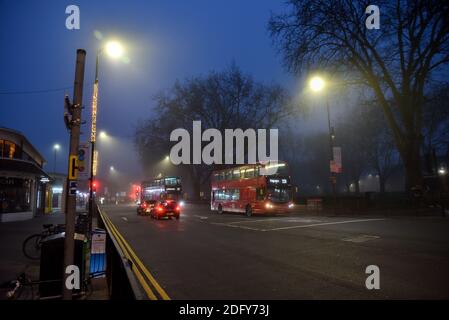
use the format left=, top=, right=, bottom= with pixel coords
left=0, top=0, right=332, bottom=185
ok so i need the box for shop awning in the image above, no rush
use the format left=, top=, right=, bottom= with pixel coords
left=0, top=158, right=50, bottom=179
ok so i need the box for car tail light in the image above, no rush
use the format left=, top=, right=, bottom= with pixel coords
left=156, top=206, right=164, bottom=212
left=175, top=206, right=181, bottom=211
left=142, top=203, right=147, bottom=208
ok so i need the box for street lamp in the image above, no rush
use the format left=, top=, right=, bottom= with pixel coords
left=309, top=76, right=325, bottom=92
left=89, top=40, right=125, bottom=228
left=110, top=166, right=115, bottom=172
left=53, top=144, right=60, bottom=173
left=105, top=41, right=124, bottom=58
left=99, top=131, right=108, bottom=140
left=308, top=74, right=337, bottom=204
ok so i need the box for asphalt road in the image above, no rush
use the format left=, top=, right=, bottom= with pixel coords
left=102, top=203, right=449, bottom=299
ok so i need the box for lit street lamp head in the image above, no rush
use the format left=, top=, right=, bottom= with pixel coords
left=105, top=41, right=124, bottom=58
left=99, top=131, right=108, bottom=139
left=110, top=166, right=115, bottom=171
left=53, top=144, right=60, bottom=150
left=309, top=75, right=325, bottom=92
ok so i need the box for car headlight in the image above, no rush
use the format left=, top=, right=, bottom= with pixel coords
left=265, top=202, right=273, bottom=209
left=179, top=200, right=185, bottom=207
left=288, top=203, right=294, bottom=208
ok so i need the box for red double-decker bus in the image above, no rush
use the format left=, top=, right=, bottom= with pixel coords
left=210, top=161, right=294, bottom=216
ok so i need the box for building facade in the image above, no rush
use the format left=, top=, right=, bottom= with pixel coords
left=0, top=127, right=49, bottom=222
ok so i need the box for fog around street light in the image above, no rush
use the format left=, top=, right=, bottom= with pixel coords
left=105, top=41, right=124, bottom=58
left=309, top=76, right=325, bottom=92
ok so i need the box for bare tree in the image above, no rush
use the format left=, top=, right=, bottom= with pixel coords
left=422, top=82, right=449, bottom=162
left=269, top=0, right=449, bottom=192
left=134, top=64, right=295, bottom=199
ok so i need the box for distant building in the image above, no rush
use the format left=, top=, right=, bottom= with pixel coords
left=0, top=127, right=49, bottom=222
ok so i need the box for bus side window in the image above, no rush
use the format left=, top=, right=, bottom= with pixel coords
left=247, top=169, right=254, bottom=178
left=256, top=188, right=265, bottom=200
left=232, top=189, right=240, bottom=201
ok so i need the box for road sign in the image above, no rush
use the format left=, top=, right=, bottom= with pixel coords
left=69, top=181, right=77, bottom=195
left=68, top=155, right=78, bottom=180
left=77, top=143, right=90, bottom=180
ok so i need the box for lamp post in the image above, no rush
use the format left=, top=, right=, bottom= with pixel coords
left=88, top=41, right=124, bottom=229
left=53, top=144, right=60, bottom=173
left=309, top=75, right=337, bottom=208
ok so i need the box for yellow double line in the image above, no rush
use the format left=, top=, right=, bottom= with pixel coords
left=99, top=209, right=170, bottom=300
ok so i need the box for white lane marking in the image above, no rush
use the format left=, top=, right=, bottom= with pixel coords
left=193, top=215, right=209, bottom=220
left=225, top=217, right=323, bottom=225
left=228, top=218, right=285, bottom=224
left=265, top=218, right=386, bottom=232
left=121, top=217, right=128, bottom=222
left=210, top=222, right=261, bottom=231
left=342, top=235, right=380, bottom=243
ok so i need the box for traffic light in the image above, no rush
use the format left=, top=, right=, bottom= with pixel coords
left=91, top=180, right=98, bottom=193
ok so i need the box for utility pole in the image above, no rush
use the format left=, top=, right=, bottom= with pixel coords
left=62, top=49, right=86, bottom=300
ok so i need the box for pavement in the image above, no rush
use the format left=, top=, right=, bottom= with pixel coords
left=0, top=211, right=108, bottom=300
left=101, top=203, right=449, bottom=299
left=0, top=212, right=64, bottom=287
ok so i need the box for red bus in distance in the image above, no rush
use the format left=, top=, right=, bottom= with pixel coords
left=210, top=161, right=294, bottom=216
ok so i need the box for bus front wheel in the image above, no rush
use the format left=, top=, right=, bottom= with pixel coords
left=217, top=204, right=223, bottom=214
left=245, top=205, right=252, bottom=217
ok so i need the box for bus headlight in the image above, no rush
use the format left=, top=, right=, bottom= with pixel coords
left=265, top=202, right=273, bottom=209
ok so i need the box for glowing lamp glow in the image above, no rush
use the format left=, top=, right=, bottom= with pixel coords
left=309, top=76, right=325, bottom=92
left=105, top=41, right=124, bottom=58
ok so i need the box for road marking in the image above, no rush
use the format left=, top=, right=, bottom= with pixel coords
left=193, top=215, right=208, bottom=220
left=210, top=222, right=261, bottom=231
left=121, top=217, right=128, bottom=222
left=264, top=218, right=386, bottom=232
left=211, top=218, right=386, bottom=232
left=342, top=235, right=380, bottom=243
left=228, top=218, right=285, bottom=224
left=100, top=210, right=170, bottom=300
left=106, top=214, right=171, bottom=300
left=100, top=212, right=158, bottom=300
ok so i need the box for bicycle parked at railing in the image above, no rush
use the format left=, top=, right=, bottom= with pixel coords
left=22, top=223, right=66, bottom=260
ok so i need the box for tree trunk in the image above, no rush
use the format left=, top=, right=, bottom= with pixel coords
left=189, top=166, right=201, bottom=201
left=402, top=138, right=423, bottom=193
left=355, top=180, right=360, bottom=193
left=379, top=175, right=386, bottom=193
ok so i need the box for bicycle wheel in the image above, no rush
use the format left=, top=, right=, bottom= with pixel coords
left=22, top=234, right=42, bottom=260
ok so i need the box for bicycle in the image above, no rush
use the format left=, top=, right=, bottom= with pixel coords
left=22, top=223, right=65, bottom=260
left=0, top=273, right=35, bottom=300
left=0, top=272, right=94, bottom=300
